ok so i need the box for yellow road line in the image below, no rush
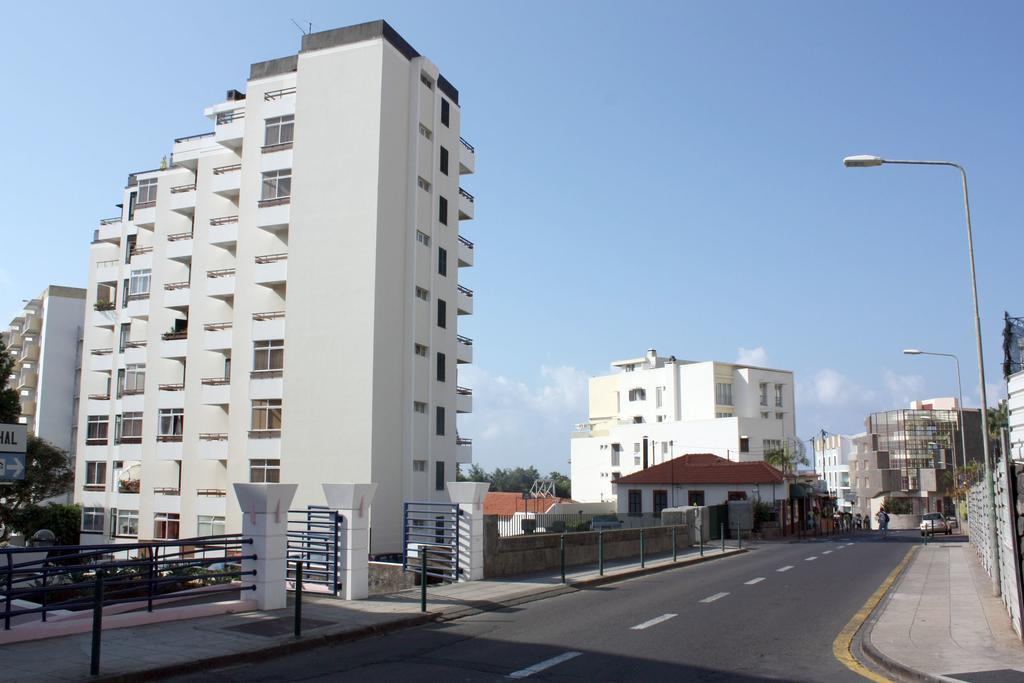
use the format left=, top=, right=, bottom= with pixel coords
left=832, top=545, right=918, bottom=682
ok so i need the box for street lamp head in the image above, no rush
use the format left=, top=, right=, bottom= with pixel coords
left=903, top=349, right=922, bottom=355
left=843, top=155, right=885, bottom=168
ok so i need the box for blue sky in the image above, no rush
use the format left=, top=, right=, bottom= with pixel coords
left=2, top=2, right=1020, bottom=474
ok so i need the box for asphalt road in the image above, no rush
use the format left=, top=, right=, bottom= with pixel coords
left=174, top=531, right=939, bottom=682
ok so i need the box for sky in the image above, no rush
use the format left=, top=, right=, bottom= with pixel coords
left=1, top=2, right=1021, bottom=475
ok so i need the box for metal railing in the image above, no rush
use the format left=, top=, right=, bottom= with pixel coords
left=457, top=334, right=473, bottom=346
left=174, top=132, right=215, bottom=144
left=170, top=183, right=196, bottom=194
left=216, top=110, right=244, bottom=125
left=99, top=217, right=121, bottom=226
left=213, top=164, right=241, bottom=175
left=210, top=215, right=239, bottom=226
left=167, top=231, right=193, bottom=242
left=253, top=310, right=285, bottom=321
left=458, top=235, right=474, bottom=250
left=287, top=507, right=342, bottom=595
left=460, top=137, right=475, bottom=153
left=495, top=512, right=668, bottom=538
left=203, top=322, right=232, bottom=331
left=161, top=331, right=187, bottom=341
left=130, top=246, right=153, bottom=256
left=157, top=383, right=185, bottom=391
left=96, top=259, right=119, bottom=269
left=254, top=253, right=288, bottom=264
left=201, top=377, right=230, bottom=386
left=198, top=433, right=228, bottom=441
left=456, top=386, right=473, bottom=396
left=459, top=187, right=475, bottom=203
left=264, top=87, right=296, bottom=101
left=164, top=281, right=190, bottom=290
left=1, top=535, right=254, bottom=630
left=207, top=268, right=236, bottom=278
left=457, top=284, right=473, bottom=297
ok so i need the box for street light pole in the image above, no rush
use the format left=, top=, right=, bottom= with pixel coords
left=846, top=155, right=998, bottom=596
left=902, top=349, right=968, bottom=472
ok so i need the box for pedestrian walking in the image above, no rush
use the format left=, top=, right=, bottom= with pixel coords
left=876, top=508, right=889, bottom=539
left=854, top=513, right=862, bottom=530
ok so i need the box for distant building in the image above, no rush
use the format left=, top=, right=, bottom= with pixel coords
left=849, top=397, right=983, bottom=519
left=2, top=286, right=86, bottom=454
left=611, top=453, right=787, bottom=514
left=811, top=432, right=863, bottom=510
left=570, top=348, right=797, bottom=503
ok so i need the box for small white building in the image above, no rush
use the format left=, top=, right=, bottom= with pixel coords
left=811, top=432, right=863, bottom=509
left=570, top=349, right=797, bottom=503
left=611, top=453, right=787, bottom=514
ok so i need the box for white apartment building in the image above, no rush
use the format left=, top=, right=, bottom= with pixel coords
left=3, top=286, right=86, bottom=454
left=74, top=21, right=476, bottom=554
left=811, top=432, right=862, bottom=509
left=570, top=349, right=797, bottom=502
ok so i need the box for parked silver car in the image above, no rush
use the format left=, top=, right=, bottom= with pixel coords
left=920, top=512, right=952, bottom=536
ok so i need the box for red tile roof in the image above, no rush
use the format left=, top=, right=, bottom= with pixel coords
left=614, top=453, right=784, bottom=485
left=483, top=492, right=572, bottom=516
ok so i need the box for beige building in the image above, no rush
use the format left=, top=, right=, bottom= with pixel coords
left=75, top=20, right=476, bottom=553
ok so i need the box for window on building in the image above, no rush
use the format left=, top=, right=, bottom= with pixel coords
left=763, top=439, right=782, bottom=454
left=115, top=509, right=139, bottom=537
left=740, top=437, right=750, bottom=453
left=435, top=461, right=445, bottom=491
left=418, top=176, right=432, bottom=192
left=128, top=269, right=151, bottom=296
left=413, top=401, right=427, bottom=414
left=415, top=286, right=430, bottom=302
left=628, top=388, right=646, bottom=402
left=760, top=411, right=769, bottom=420
left=776, top=412, right=784, bottom=420
left=123, top=364, right=145, bottom=395
left=414, top=343, right=428, bottom=357
left=655, top=386, right=664, bottom=408
left=632, top=416, right=644, bottom=424
left=253, top=339, right=284, bottom=372
left=440, top=146, right=449, bottom=175
left=656, top=415, right=665, bottom=423
left=441, top=98, right=450, bottom=127
left=154, top=513, right=180, bottom=540
left=264, top=115, right=294, bottom=147
left=661, top=442, right=669, bottom=456
left=82, top=507, right=104, bottom=533
left=437, top=299, right=447, bottom=328
left=628, top=490, right=642, bottom=515
left=84, top=462, right=107, bottom=490
left=716, top=412, right=734, bottom=419
left=249, top=459, right=281, bottom=483
left=688, top=490, right=705, bottom=506
left=86, top=416, right=109, bottom=445
left=727, top=491, right=748, bottom=502
left=759, top=383, right=768, bottom=407
left=251, top=399, right=282, bottom=433
left=438, top=247, right=447, bottom=276
left=116, top=412, right=143, bottom=444
left=158, top=408, right=184, bottom=438
left=435, top=406, right=446, bottom=436
left=653, top=490, right=668, bottom=514
left=634, top=455, right=641, bottom=466
left=261, top=169, right=292, bottom=201
left=416, top=230, right=430, bottom=246
left=137, top=178, right=157, bottom=205
left=418, top=123, right=432, bottom=139
left=439, top=196, right=448, bottom=225
left=413, top=459, right=427, bottom=472
left=611, top=447, right=620, bottom=466
left=623, top=364, right=636, bottom=372
left=119, top=323, right=131, bottom=353
left=436, top=352, right=446, bottom=382
left=197, top=515, right=225, bottom=537
left=775, top=384, right=784, bottom=407
left=715, top=382, right=733, bottom=406
left=420, top=71, right=434, bottom=89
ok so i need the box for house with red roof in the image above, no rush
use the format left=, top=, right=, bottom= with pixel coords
left=611, top=453, right=787, bottom=515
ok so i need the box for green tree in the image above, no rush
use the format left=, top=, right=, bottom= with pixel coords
left=546, top=471, right=571, bottom=499
left=989, top=401, right=1009, bottom=454
left=0, top=437, right=75, bottom=542
left=489, top=466, right=541, bottom=493
left=457, top=463, right=490, bottom=483
left=7, top=504, right=81, bottom=545
left=0, top=339, right=21, bottom=422
left=764, top=443, right=807, bottom=474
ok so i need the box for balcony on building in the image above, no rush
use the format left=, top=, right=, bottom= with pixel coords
left=458, top=188, right=475, bottom=221
left=254, top=253, right=287, bottom=287
left=157, top=381, right=186, bottom=409
left=208, top=215, right=239, bottom=248
left=19, top=399, right=36, bottom=417
left=207, top=268, right=236, bottom=300
left=23, top=313, right=41, bottom=335
left=249, top=369, right=283, bottom=401
left=163, top=281, right=191, bottom=310
left=456, top=285, right=474, bottom=315
left=95, top=258, right=120, bottom=284
left=203, top=321, right=232, bottom=352
left=95, top=217, right=123, bottom=244
left=129, top=245, right=153, bottom=269
left=133, top=203, right=156, bottom=229
left=252, top=311, right=285, bottom=340
left=198, top=433, right=229, bottom=460
left=456, top=386, right=473, bottom=414
left=166, top=232, right=193, bottom=262
left=19, top=343, right=39, bottom=364
left=92, top=296, right=118, bottom=328
left=89, top=347, right=113, bottom=372
left=209, top=104, right=245, bottom=151
left=459, top=137, right=475, bottom=175
left=256, top=198, right=290, bottom=233
left=126, top=293, right=150, bottom=320
left=16, top=368, right=37, bottom=391
left=169, top=183, right=197, bottom=216
left=160, top=329, right=188, bottom=359
left=156, top=435, right=183, bottom=460
left=171, top=132, right=214, bottom=171
left=196, top=489, right=228, bottom=516
left=201, top=377, right=231, bottom=406
left=456, top=335, right=473, bottom=364
left=457, top=235, right=474, bottom=268
left=456, top=436, right=473, bottom=463
left=123, top=340, right=147, bottom=364
left=86, top=392, right=109, bottom=414
left=211, top=164, right=241, bottom=199
left=263, top=86, right=296, bottom=118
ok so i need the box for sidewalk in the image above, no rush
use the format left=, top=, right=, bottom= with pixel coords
left=0, top=544, right=744, bottom=683
left=865, top=540, right=1024, bottom=681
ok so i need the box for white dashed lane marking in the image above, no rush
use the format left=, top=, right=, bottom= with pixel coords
left=805, top=557, right=818, bottom=561
left=508, top=652, right=583, bottom=679
left=822, top=550, right=832, bottom=555
left=700, top=592, right=729, bottom=603
left=744, top=577, right=765, bottom=585
left=630, top=613, right=678, bottom=630
left=777, top=565, right=794, bottom=572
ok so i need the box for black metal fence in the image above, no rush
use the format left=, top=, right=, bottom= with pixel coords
left=0, top=534, right=254, bottom=630
left=495, top=513, right=667, bottom=537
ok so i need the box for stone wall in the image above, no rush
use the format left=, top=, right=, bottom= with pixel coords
left=483, top=516, right=689, bottom=579
left=367, top=561, right=416, bottom=595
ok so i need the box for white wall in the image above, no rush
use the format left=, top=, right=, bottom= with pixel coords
left=612, top=481, right=788, bottom=513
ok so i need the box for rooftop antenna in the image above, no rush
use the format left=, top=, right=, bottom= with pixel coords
left=290, top=18, right=312, bottom=36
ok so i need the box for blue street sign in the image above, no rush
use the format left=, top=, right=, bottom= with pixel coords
left=0, top=453, right=26, bottom=481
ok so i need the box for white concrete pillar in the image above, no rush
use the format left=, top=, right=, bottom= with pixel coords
left=233, top=483, right=298, bottom=611
left=446, top=482, right=490, bottom=581
left=322, top=483, right=378, bottom=600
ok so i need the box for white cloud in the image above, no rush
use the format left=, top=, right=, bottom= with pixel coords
left=799, top=368, right=875, bottom=407
left=736, top=346, right=769, bottom=366
left=882, top=370, right=926, bottom=407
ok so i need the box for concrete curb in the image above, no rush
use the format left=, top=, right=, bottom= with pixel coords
left=94, top=547, right=747, bottom=681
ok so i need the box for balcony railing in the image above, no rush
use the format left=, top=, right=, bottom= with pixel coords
left=153, top=487, right=180, bottom=496
left=257, top=197, right=290, bottom=208
left=262, top=142, right=293, bottom=154
left=158, top=383, right=185, bottom=391
left=199, top=433, right=228, bottom=441
left=90, top=348, right=113, bottom=356
left=254, top=253, right=287, bottom=264
left=459, top=188, right=475, bottom=203
left=174, top=132, right=215, bottom=143
left=99, top=216, right=121, bottom=225
left=207, top=268, right=236, bottom=278
left=457, top=285, right=474, bottom=298
left=87, top=393, right=110, bottom=401
left=203, top=321, right=232, bottom=331
left=130, top=246, right=153, bottom=256
left=157, top=434, right=183, bottom=443
left=457, top=334, right=473, bottom=346
left=456, top=386, right=473, bottom=396
left=252, top=310, right=285, bottom=321
left=164, top=281, right=190, bottom=290
left=210, top=215, right=239, bottom=226
left=458, top=235, right=474, bottom=250
left=264, top=86, right=296, bottom=101
left=250, top=369, right=283, bottom=379
left=248, top=429, right=281, bottom=439
left=197, top=488, right=227, bottom=497
left=167, top=231, right=193, bottom=242
left=96, top=258, right=119, bottom=269
left=460, top=137, right=475, bottom=153
left=127, top=292, right=150, bottom=302
left=213, top=164, right=242, bottom=175
left=125, top=340, right=146, bottom=349
left=201, top=377, right=230, bottom=386
left=216, top=110, right=244, bottom=125
left=170, top=183, right=196, bottom=194
left=457, top=436, right=473, bottom=446
left=161, top=331, right=188, bottom=341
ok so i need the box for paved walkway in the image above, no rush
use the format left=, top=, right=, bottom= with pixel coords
left=867, top=540, right=1024, bottom=681
left=0, top=544, right=741, bottom=682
